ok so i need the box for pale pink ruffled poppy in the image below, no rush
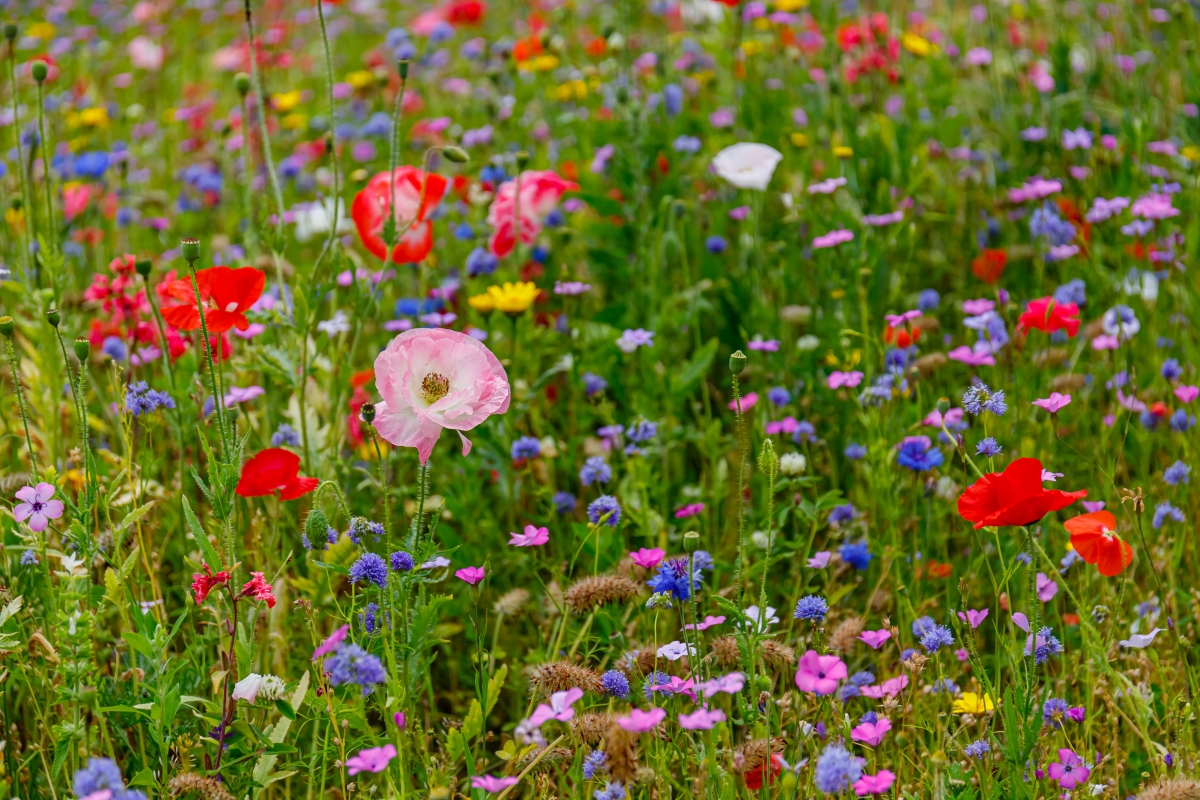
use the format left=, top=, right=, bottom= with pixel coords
left=486, top=170, right=578, bottom=257
left=373, top=329, right=510, bottom=464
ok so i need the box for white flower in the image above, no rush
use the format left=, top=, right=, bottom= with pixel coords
left=656, top=640, right=696, bottom=661
left=711, top=143, right=783, bottom=191
left=743, top=605, right=779, bottom=632
left=779, top=453, right=807, bottom=475
left=232, top=673, right=287, bottom=704
left=751, top=531, right=771, bottom=550
left=680, top=0, right=725, bottom=25
left=1101, top=305, right=1140, bottom=340
left=292, top=199, right=352, bottom=243
left=1119, top=628, right=1165, bottom=649
left=58, top=553, right=87, bottom=578
left=318, top=310, right=352, bottom=337
left=797, top=334, right=820, bottom=351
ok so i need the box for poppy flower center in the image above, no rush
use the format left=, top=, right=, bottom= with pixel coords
left=1101, top=526, right=1114, bottom=539
left=421, top=372, right=450, bottom=404
left=224, top=301, right=239, bottom=313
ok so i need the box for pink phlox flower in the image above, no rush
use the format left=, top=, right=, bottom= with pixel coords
left=629, top=547, right=665, bottom=569
left=345, top=744, right=397, bottom=776
left=807, top=551, right=833, bottom=568
left=471, top=775, right=519, bottom=793
left=683, top=615, right=726, bottom=632
left=509, top=524, right=549, bottom=547
left=728, top=392, right=758, bottom=411
left=312, top=624, right=350, bottom=661
left=885, top=310, right=921, bottom=328
left=854, top=770, right=897, bottom=796
left=13, top=482, right=65, bottom=533
left=827, top=371, right=864, bottom=389
left=456, top=566, right=486, bottom=585
left=678, top=707, right=727, bottom=730
left=698, top=672, right=745, bottom=697
left=765, top=416, right=798, bottom=435
left=616, top=706, right=666, bottom=732
left=529, top=687, right=584, bottom=726
left=795, top=650, right=847, bottom=695
left=957, top=609, right=989, bottom=629
left=857, top=629, right=892, bottom=649
left=1047, top=750, right=1090, bottom=789
left=850, top=717, right=892, bottom=747
left=650, top=676, right=697, bottom=701
left=813, top=228, right=854, bottom=248
left=1031, top=393, right=1072, bottom=413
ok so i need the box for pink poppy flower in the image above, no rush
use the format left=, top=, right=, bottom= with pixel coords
left=1031, top=393, right=1072, bottom=413
left=827, top=371, right=864, bottom=389
left=857, top=629, right=891, bottom=649
left=957, top=609, right=989, bottom=629
left=807, top=551, right=832, bottom=568
left=372, top=328, right=511, bottom=464
left=456, top=566, right=486, bottom=585
left=1047, top=750, right=1090, bottom=789
left=1036, top=572, right=1058, bottom=602
left=854, top=770, right=896, bottom=796
left=616, top=706, right=666, bottom=732
left=678, top=707, right=727, bottom=730
left=629, top=547, right=665, bottom=570
left=1175, top=385, right=1199, bottom=404
left=508, top=524, right=549, bottom=547
left=683, top=614, right=726, bottom=631
left=14, top=483, right=65, bottom=533
left=486, top=170, right=579, bottom=257
left=850, top=717, right=892, bottom=746
left=471, top=775, right=519, bottom=793
left=345, top=744, right=396, bottom=775
left=794, top=650, right=847, bottom=695
left=728, top=392, right=758, bottom=411
left=529, top=687, right=584, bottom=726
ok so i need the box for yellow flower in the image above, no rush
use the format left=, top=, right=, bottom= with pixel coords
left=1183, top=145, right=1200, bottom=162
left=281, top=113, right=308, bottom=130
left=485, top=281, right=540, bottom=314
left=952, top=692, right=995, bottom=714
left=790, top=132, right=808, bottom=148
left=552, top=79, right=587, bottom=102
left=901, top=33, right=933, bottom=57
left=28, top=22, right=55, bottom=39
left=468, top=293, right=496, bottom=314
left=775, top=0, right=808, bottom=10
left=346, top=70, right=376, bottom=90
left=740, top=40, right=764, bottom=57
left=830, top=288, right=847, bottom=299
left=79, top=107, right=110, bottom=128
left=5, top=207, right=25, bottom=231
left=532, top=55, right=560, bottom=72
left=833, top=146, right=853, bottom=159
left=273, top=91, right=303, bottom=112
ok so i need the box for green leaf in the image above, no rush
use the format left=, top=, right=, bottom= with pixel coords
left=274, top=699, right=296, bottom=720
left=183, top=495, right=225, bottom=571
left=461, top=699, right=484, bottom=740
left=485, top=664, right=507, bottom=717
left=117, top=501, right=155, bottom=533
left=669, top=337, right=718, bottom=398
left=446, top=727, right=466, bottom=764
left=122, top=632, right=154, bottom=659
left=128, top=769, right=157, bottom=788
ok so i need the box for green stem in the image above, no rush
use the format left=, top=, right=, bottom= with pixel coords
left=5, top=336, right=38, bottom=476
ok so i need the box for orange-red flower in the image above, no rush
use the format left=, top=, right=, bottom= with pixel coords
left=161, top=266, right=265, bottom=333
left=1063, top=511, right=1133, bottom=576
left=971, top=248, right=1008, bottom=283
left=350, top=167, right=448, bottom=264
left=744, top=754, right=783, bottom=790
left=1018, top=297, right=1081, bottom=338
left=236, top=448, right=319, bottom=500
left=957, top=457, right=1086, bottom=529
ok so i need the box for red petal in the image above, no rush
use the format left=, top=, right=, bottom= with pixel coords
left=279, top=476, right=319, bottom=501
left=236, top=448, right=301, bottom=497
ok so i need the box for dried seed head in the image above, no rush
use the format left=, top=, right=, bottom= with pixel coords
left=709, top=636, right=741, bottom=667
left=827, top=615, right=866, bottom=653
left=734, top=738, right=785, bottom=774
left=494, top=587, right=531, bottom=617
left=571, top=711, right=615, bottom=744
left=757, top=639, right=796, bottom=668
left=530, top=660, right=603, bottom=695
left=604, top=723, right=639, bottom=783
left=565, top=575, right=640, bottom=613
left=1138, top=779, right=1200, bottom=800
left=167, top=773, right=236, bottom=800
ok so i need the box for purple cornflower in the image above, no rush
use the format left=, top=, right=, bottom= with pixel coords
left=587, top=495, right=622, bottom=527
left=646, top=557, right=701, bottom=601
left=1162, top=358, right=1183, bottom=381
left=580, top=457, right=612, bottom=486
left=1164, top=461, right=1190, bottom=485
left=581, top=372, right=608, bottom=396
left=962, top=383, right=1007, bottom=416
left=920, top=625, right=954, bottom=653
left=964, top=740, right=990, bottom=758
left=324, top=643, right=387, bottom=695
left=794, top=594, right=829, bottom=622
left=1043, top=697, right=1069, bottom=728
left=600, top=670, right=630, bottom=699
left=349, top=553, right=389, bottom=589
left=271, top=423, right=301, bottom=446
left=844, top=443, right=868, bottom=460
left=813, top=744, right=863, bottom=793
left=975, top=437, right=1003, bottom=457
left=828, top=503, right=857, bottom=526
left=1153, top=501, right=1185, bottom=528
left=553, top=492, right=577, bottom=514
left=124, top=381, right=175, bottom=416
left=511, top=436, right=541, bottom=461
left=390, top=551, right=414, bottom=571
left=767, top=386, right=791, bottom=406
left=839, top=541, right=872, bottom=570
left=582, top=750, right=607, bottom=780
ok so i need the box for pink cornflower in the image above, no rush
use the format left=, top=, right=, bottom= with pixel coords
left=345, top=744, right=396, bottom=776
left=813, top=228, right=854, bottom=249
left=1047, top=750, right=1090, bottom=789
left=456, top=566, right=486, bottom=585
left=850, top=718, right=892, bottom=747
left=1031, top=393, right=1072, bottom=413
left=13, top=483, right=64, bottom=532
left=508, top=525, right=549, bottom=547
left=629, top=547, right=665, bottom=570
left=674, top=503, right=705, bottom=519
left=794, top=650, right=847, bottom=695
left=616, top=707, right=666, bottom=732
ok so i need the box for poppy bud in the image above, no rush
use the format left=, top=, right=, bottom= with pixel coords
left=46, top=308, right=60, bottom=328
left=234, top=72, right=251, bottom=96
left=360, top=401, right=376, bottom=424
left=516, top=150, right=529, bottom=169
left=397, top=59, right=409, bottom=81
left=441, top=145, right=469, bottom=164
left=729, top=349, right=747, bottom=375
left=0, top=315, right=13, bottom=337
left=682, top=530, right=700, bottom=552
left=305, top=508, right=329, bottom=545
left=936, top=397, right=950, bottom=414
left=9, top=195, right=21, bottom=210
left=30, top=60, right=47, bottom=83
left=180, top=238, right=200, bottom=262
left=3, top=23, right=16, bottom=42
left=135, top=258, right=152, bottom=279
left=73, top=336, right=89, bottom=361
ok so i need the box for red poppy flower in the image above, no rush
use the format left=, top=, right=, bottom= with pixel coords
left=957, top=457, right=1086, bottom=529
left=971, top=248, right=1007, bottom=283
left=1018, top=297, right=1081, bottom=338
left=1064, top=511, right=1133, bottom=576
left=239, top=572, right=277, bottom=608
left=883, top=325, right=921, bottom=348
left=744, top=754, right=783, bottom=790
left=350, top=167, right=448, bottom=264
left=444, top=0, right=486, bottom=24
left=160, top=266, right=265, bottom=333
left=191, top=564, right=230, bottom=605
left=236, top=448, right=319, bottom=500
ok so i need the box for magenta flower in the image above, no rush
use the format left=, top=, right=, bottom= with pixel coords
left=1031, top=393, right=1072, bottom=413
left=807, top=551, right=833, bottom=568
left=345, top=744, right=396, bottom=775
left=456, top=566, right=486, bottom=585
left=794, top=650, right=847, bottom=695
left=312, top=624, right=350, bottom=661
left=957, top=609, right=989, bottom=629
left=393, top=711, right=406, bottom=729
left=947, top=346, right=996, bottom=366
left=14, top=483, right=64, bottom=533
left=857, top=629, right=891, bottom=649
left=629, top=547, right=665, bottom=570
left=851, top=717, right=892, bottom=746
left=698, top=672, right=745, bottom=697
left=650, top=675, right=697, bottom=701
left=616, top=706, right=666, bottom=732
left=961, top=298, right=995, bottom=315
left=884, top=310, right=921, bottom=328
left=1175, top=385, right=1199, bottom=404
left=1082, top=501, right=1107, bottom=513
left=853, top=770, right=896, bottom=796
left=728, top=392, right=758, bottom=411
left=827, top=371, right=864, bottom=389
left=674, top=503, right=705, bottom=519
left=746, top=337, right=780, bottom=351
left=678, top=707, right=726, bottom=730
left=471, top=775, right=519, bottom=793
left=813, top=228, right=854, bottom=249
left=683, top=614, right=726, bottom=632
left=1036, top=572, right=1058, bottom=602
left=859, top=675, right=909, bottom=698
left=508, top=525, right=549, bottom=547
left=1047, top=750, right=1090, bottom=789
left=529, top=687, right=584, bottom=726
left=1091, top=334, right=1120, bottom=351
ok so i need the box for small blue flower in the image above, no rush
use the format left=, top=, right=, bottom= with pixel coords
left=390, top=551, right=414, bottom=572
left=580, top=457, right=612, bottom=486
left=349, top=553, right=389, bottom=589
left=839, top=541, right=872, bottom=570
left=794, top=594, right=829, bottom=622
left=553, top=491, right=577, bottom=514
left=587, top=495, right=622, bottom=527
left=511, top=436, right=541, bottom=461
left=271, top=423, right=301, bottom=447
left=975, top=437, right=1003, bottom=457
left=1164, top=461, right=1190, bottom=486
left=600, top=670, right=629, bottom=699
left=920, top=625, right=954, bottom=652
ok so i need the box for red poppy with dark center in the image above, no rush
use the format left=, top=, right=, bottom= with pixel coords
left=883, top=325, right=921, bottom=348
left=350, top=167, right=448, bottom=264
left=236, top=448, right=319, bottom=500
left=744, top=754, right=783, bottom=790
left=957, top=457, right=1086, bottom=529
left=1064, top=511, right=1133, bottom=576
left=191, top=564, right=230, bottom=604
left=1017, top=297, right=1081, bottom=338
left=161, top=266, right=265, bottom=333
left=971, top=248, right=1007, bottom=284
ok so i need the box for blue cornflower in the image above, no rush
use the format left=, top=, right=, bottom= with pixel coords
left=647, top=557, right=702, bottom=601
left=271, top=423, right=301, bottom=447
left=1014, top=551, right=1032, bottom=566
left=813, top=744, right=863, bottom=794
left=1053, top=278, right=1087, bottom=307
left=553, top=491, right=578, bottom=514
left=582, top=372, right=608, bottom=396
left=583, top=750, right=607, bottom=780
left=391, top=551, right=414, bottom=571
left=964, top=740, right=991, bottom=758
left=349, top=553, right=389, bottom=589
left=793, top=420, right=817, bottom=444
left=1033, top=627, right=1063, bottom=664
left=848, top=670, right=875, bottom=687
left=839, top=541, right=872, bottom=570
left=839, top=683, right=861, bottom=701
left=124, top=381, right=175, bottom=416
left=705, top=235, right=727, bottom=254
left=465, top=247, right=498, bottom=277
left=1153, top=501, right=1185, bottom=529
left=587, top=495, right=622, bottom=527
left=626, top=420, right=657, bottom=443
left=930, top=678, right=959, bottom=693
left=642, top=670, right=672, bottom=699
left=962, top=382, right=1006, bottom=416
left=453, top=222, right=475, bottom=240
left=828, top=503, right=857, bottom=526
left=1164, top=460, right=1190, bottom=485
left=917, top=288, right=940, bottom=311
left=897, top=438, right=944, bottom=471
left=663, top=83, right=683, bottom=115
left=511, top=436, right=541, bottom=461
left=794, top=594, right=829, bottom=622
left=324, top=644, right=387, bottom=695
left=74, top=758, right=138, bottom=800
left=20, top=549, right=37, bottom=566
left=359, top=602, right=383, bottom=634
left=844, top=443, right=868, bottom=460
left=1043, top=697, right=1069, bottom=728
left=975, top=437, right=1003, bottom=457
left=580, top=457, right=612, bottom=486
left=327, top=526, right=339, bottom=545
left=912, top=616, right=936, bottom=637
left=600, top=670, right=630, bottom=699
left=920, top=625, right=954, bottom=652
left=594, top=782, right=625, bottom=800
left=1162, top=358, right=1183, bottom=381
left=767, top=387, right=791, bottom=408
left=347, top=517, right=370, bottom=545
left=1170, top=410, right=1195, bottom=432
left=691, top=550, right=714, bottom=571
left=301, top=534, right=315, bottom=550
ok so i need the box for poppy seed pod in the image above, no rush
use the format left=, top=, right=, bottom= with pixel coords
left=360, top=401, right=376, bottom=424
left=46, top=308, right=60, bottom=328
left=180, top=238, right=200, bottom=262
left=0, top=316, right=13, bottom=337
left=516, top=150, right=530, bottom=169
left=73, top=336, right=90, bottom=361
left=234, top=72, right=251, bottom=96
left=4, top=23, right=17, bottom=42
left=729, top=350, right=747, bottom=375
left=397, top=59, right=409, bottom=80
left=135, top=258, right=152, bottom=279
left=441, top=145, right=469, bottom=164
left=936, top=397, right=951, bottom=414
left=30, top=60, right=48, bottom=83
left=682, top=531, right=700, bottom=552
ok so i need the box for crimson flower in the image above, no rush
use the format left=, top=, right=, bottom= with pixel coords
left=957, top=457, right=1086, bottom=529
left=1063, top=511, right=1133, bottom=576
left=744, top=754, right=783, bottom=790
left=191, top=564, right=230, bottom=604
left=350, top=167, right=448, bottom=264
left=235, top=448, right=319, bottom=500
left=161, top=266, right=265, bottom=333
left=1018, top=297, right=1081, bottom=338
left=239, top=572, right=277, bottom=608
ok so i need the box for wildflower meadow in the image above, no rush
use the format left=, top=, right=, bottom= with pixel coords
left=3, top=0, right=1200, bottom=798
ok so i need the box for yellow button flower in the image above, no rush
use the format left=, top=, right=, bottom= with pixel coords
left=273, top=91, right=304, bottom=112
left=482, top=282, right=540, bottom=315
left=346, top=70, right=375, bottom=90
left=468, top=293, right=496, bottom=314
left=952, top=692, right=995, bottom=714
left=790, top=132, right=808, bottom=147
left=79, top=107, right=110, bottom=128
left=775, top=0, right=807, bottom=10
left=28, top=22, right=55, bottom=39
left=902, top=33, right=933, bottom=57
left=833, top=146, right=853, bottom=159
